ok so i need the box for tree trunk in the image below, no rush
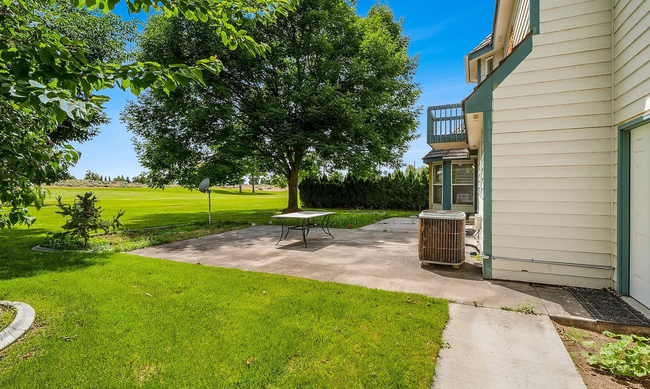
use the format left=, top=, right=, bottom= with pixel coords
left=252, top=176, right=255, bottom=193
left=285, top=166, right=301, bottom=213
left=239, top=183, right=242, bottom=193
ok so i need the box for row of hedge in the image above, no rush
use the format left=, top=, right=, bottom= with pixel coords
left=298, top=171, right=429, bottom=210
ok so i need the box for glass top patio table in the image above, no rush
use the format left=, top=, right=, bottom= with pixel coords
left=271, top=211, right=336, bottom=247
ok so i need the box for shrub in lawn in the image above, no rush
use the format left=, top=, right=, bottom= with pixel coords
left=583, top=331, right=650, bottom=378
left=53, top=192, right=125, bottom=247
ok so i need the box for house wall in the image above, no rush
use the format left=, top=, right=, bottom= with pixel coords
left=612, top=0, right=650, bottom=288
left=489, top=0, right=614, bottom=287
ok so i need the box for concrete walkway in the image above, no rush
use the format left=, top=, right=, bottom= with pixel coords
left=434, top=304, right=586, bottom=389
left=131, top=220, right=588, bottom=388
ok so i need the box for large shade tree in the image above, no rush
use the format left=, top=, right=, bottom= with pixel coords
left=123, top=0, right=421, bottom=211
left=0, top=0, right=294, bottom=227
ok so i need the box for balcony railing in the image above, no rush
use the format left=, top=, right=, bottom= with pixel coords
left=427, top=103, right=467, bottom=145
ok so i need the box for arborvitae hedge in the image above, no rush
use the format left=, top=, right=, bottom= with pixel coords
left=299, top=170, right=429, bottom=210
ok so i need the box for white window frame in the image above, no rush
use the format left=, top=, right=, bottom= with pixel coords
left=451, top=162, right=475, bottom=206
left=431, top=163, right=443, bottom=206
left=486, top=56, right=494, bottom=74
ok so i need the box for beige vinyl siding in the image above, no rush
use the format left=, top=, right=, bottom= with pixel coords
left=613, top=0, right=650, bottom=125
left=489, top=0, right=614, bottom=287
left=612, top=0, right=650, bottom=287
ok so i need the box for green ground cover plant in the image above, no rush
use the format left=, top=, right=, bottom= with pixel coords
left=0, top=187, right=443, bottom=388
left=583, top=331, right=650, bottom=378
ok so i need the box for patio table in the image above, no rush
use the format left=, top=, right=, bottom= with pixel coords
left=271, top=211, right=336, bottom=248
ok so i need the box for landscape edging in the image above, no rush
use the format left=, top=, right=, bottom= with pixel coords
left=0, top=301, right=36, bottom=351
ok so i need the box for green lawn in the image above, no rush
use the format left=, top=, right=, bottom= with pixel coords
left=0, top=187, right=446, bottom=388
left=0, top=305, right=15, bottom=331
left=36, top=186, right=418, bottom=229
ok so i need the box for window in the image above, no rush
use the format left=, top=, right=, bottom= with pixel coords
left=486, top=57, right=494, bottom=74
left=452, top=163, right=474, bottom=205
left=432, top=164, right=443, bottom=204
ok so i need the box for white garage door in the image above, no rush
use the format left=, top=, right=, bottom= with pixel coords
left=631, top=124, right=650, bottom=309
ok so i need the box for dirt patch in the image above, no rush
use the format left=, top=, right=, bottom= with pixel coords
left=555, top=323, right=650, bottom=389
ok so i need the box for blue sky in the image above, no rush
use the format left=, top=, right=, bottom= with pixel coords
left=68, top=0, right=495, bottom=179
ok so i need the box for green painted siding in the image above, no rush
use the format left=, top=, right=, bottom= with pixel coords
left=530, top=0, right=540, bottom=35
left=442, top=161, right=452, bottom=210
left=483, top=111, right=493, bottom=257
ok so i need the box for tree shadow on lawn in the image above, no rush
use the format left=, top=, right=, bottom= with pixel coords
left=0, top=229, right=111, bottom=282
left=0, top=251, right=112, bottom=282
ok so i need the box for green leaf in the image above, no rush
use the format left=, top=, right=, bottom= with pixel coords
left=164, top=78, right=176, bottom=92
left=91, top=95, right=110, bottom=104
left=190, top=69, right=204, bottom=84
left=0, top=48, right=18, bottom=61
left=172, top=73, right=189, bottom=87
left=73, top=49, right=88, bottom=65
left=54, top=106, right=68, bottom=124
left=38, top=48, right=54, bottom=65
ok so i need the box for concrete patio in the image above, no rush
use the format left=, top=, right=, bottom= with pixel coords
left=132, top=219, right=590, bottom=317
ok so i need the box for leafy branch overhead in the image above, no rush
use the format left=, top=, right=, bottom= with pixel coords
left=0, top=0, right=295, bottom=228
left=1, top=0, right=295, bottom=120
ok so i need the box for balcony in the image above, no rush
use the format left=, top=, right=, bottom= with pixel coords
left=427, top=103, right=468, bottom=150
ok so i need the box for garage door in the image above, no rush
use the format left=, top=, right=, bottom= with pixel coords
left=631, top=124, right=650, bottom=309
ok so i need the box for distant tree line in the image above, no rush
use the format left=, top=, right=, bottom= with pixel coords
left=299, top=168, right=429, bottom=210
left=83, top=171, right=148, bottom=184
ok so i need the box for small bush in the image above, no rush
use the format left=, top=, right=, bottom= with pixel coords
left=54, top=192, right=125, bottom=247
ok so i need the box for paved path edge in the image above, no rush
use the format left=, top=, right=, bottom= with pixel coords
left=0, top=301, right=35, bottom=351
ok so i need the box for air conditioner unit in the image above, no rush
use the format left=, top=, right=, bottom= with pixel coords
left=418, top=210, right=466, bottom=267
